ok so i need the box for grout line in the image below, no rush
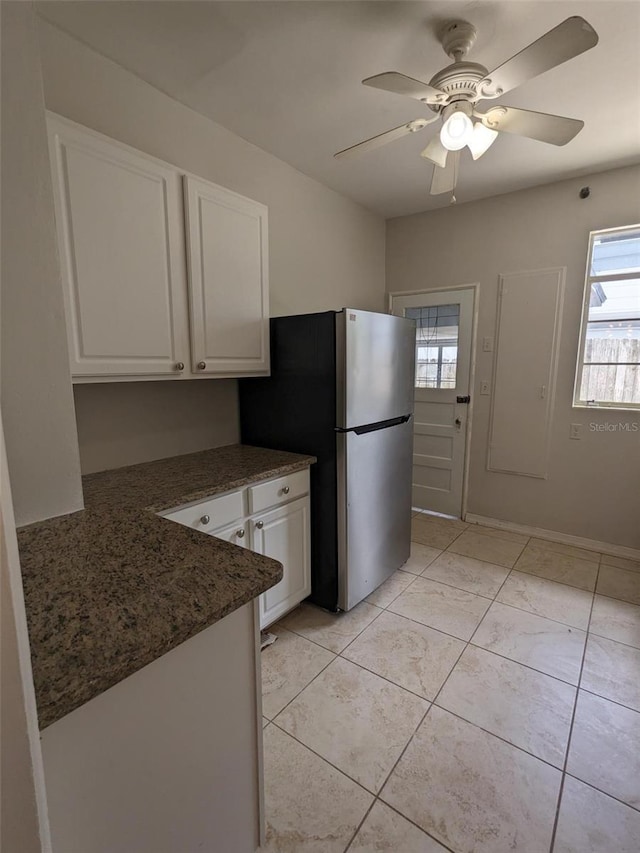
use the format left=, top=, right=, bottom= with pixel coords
left=562, top=771, right=640, bottom=815
left=342, top=797, right=377, bottom=853
left=370, top=800, right=458, bottom=853
left=507, top=567, right=598, bottom=596
left=269, top=718, right=377, bottom=795
left=486, top=589, right=591, bottom=632
left=548, top=562, right=599, bottom=853
left=577, top=685, right=640, bottom=716
left=468, top=639, right=583, bottom=687
left=417, top=570, right=510, bottom=602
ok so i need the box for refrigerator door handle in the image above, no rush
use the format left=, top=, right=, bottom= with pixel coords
left=335, top=414, right=412, bottom=435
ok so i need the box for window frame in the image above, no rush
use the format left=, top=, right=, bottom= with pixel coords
left=573, top=223, right=640, bottom=412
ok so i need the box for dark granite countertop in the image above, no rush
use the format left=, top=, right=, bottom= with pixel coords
left=17, top=445, right=315, bottom=729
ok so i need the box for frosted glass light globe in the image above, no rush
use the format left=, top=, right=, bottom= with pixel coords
left=440, top=112, right=473, bottom=151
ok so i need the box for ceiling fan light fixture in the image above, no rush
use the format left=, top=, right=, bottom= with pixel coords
left=440, top=112, right=473, bottom=151
left=467, top=122, right=499, bottom=160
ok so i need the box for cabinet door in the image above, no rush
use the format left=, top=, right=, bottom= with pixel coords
left=47, top=114, right=189, bottom=378
left=212, top=519, right=251, bottom=550
left=252, top=498, right=310, bottom=629
left=183, top=175, right=269, bottom=376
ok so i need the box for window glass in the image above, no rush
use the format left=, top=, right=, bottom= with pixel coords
left=575, top=227, right=640, bottom=409
left=406, top=304, right=459, bottom=389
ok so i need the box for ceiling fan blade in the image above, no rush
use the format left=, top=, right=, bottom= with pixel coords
left=475, top=106, right=584, bottom=145
left=421, top=135, right=448, bottom=168
left=334, top=118, right=435, bottom=159
left=430, top=151, right=459, bottom=195
left=363, top=72, right=446, bottom=105
left=476, top=17, right=598, bottom=100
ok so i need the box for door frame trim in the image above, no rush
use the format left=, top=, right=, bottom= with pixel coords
left=388, top=283, right=479, bottom=520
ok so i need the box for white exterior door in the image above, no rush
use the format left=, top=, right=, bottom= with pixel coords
left=391, top=289, right=475, bottom=517
left=183, top=176, right=270, bottom=376
left=47, top=114, right=189, bottom=378
left=251, top=498, right=310, bottom=629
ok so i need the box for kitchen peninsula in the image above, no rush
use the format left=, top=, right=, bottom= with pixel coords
left=17, top=444, right=315, bottom=853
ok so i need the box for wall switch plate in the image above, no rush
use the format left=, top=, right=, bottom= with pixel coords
left=480, top=380, right=490, bottom=395
left=570, top=423, right=582, bottom=440
left=482, top=336, right=494, bottom=352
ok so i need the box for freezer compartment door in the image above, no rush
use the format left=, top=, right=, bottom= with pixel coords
left=338, top=417, right=413, bottom=611
left=338, top=309, right=416, bottom=429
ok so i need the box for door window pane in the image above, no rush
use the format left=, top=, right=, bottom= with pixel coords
left=406, top=304, right=460, bottom=389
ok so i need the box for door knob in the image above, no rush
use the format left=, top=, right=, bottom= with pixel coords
left=455, top=418, right=462, bottom=429
left=237, top=528, right=245, bottom=538
left=255, top=520, right=264, bottom=529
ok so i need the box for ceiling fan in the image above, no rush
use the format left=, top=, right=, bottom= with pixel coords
left=334, top=16, right=599, bottom=197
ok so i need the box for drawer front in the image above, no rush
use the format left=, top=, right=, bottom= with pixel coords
left=248, top=469, right=309, bottom=515
left=163, top=489, right=245, bottom=533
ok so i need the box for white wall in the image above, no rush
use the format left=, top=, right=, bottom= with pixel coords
left=73, top=380, right=239, bottom=475
left=387, top=165, right=640, bottom=549
left=0, top=3, right=83, bottom=524
left=38, top=20, right=386, bottom=474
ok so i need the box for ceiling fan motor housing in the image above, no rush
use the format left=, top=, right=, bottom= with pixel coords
left=428, top=61, right=488, bottom=110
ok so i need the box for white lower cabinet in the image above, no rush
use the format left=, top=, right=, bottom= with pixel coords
left=162, top=469, right=311, bottom=629
left=252, top=498, right=311, bottom=628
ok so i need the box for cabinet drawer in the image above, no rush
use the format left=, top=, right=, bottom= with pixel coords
left=163, top=490, right=245, bottom=533
left=248, top=469, right=309, bottom=514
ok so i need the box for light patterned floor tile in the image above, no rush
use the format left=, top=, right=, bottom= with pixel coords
left=514, top=544, right=598, bottom=591
left=528, top=537, right=600, bottom=562
left=554, top=775, right=640, bottom=853
left=401, top=542, right=442, bottom=575
left=600, top=553, right=640, bottom=573
left=567, top=690, right=640, bottom=809
left=582, top=634, right=640, bottom=712
left=261, top=627, right=335, bottom=719
left=365, top=570, right=416, bottom=608
left=343, top=610, right=464, bottom=701
left=496, top=571, right=592, bottom=630
left=589, top=595, right=640, bottom=649
left=447, top=529, right=525, bottom=568
left=260, top=724, right=373, bottom=853
left=275, top=657, right=428, bottom=793
left=411, top=517, right=462, bottom=550
left=388, top=576, right=490, bottom=641
left=437, top=646, right=575, bottom=767
left=470, top=525, right=530, bottom=546
left=421, top=551, right=510, bottom=598
left=279, top=602, right=380, bottom=653
left=596, top=565, right=640, bottom=605
left=472, top=601, right=586, bottom=684
left=349, top=801, right=448, bottom=852
left=381, top=706, right=561, bottom=853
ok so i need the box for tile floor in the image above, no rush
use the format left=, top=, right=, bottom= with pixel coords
left=259, top=514, right=640, bottom=852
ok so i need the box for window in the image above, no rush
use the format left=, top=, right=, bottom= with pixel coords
left=406, top=304, right=459, bottom=389
left=574, top=225, right=640, bottom=409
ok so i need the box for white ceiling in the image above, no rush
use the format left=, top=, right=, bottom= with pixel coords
left=37, top=1, right=640, bottom=218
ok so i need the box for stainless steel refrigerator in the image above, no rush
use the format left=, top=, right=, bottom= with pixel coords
left=239, top=308, right=415, bottom=611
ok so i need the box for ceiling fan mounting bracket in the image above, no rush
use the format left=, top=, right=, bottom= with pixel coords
left=439, top=20, right=477, bottom=61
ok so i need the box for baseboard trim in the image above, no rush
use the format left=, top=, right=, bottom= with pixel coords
left=464, top=513, right=640, bottom=562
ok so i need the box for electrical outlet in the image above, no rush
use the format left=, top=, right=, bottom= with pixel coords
left=480, top=380, right=490, bottom=395
left=570, top=423, right=583, bottom=440
left=482, top=336, right=494, bottom=352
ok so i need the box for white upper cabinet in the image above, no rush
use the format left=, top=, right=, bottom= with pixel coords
left=184, top=176, right=269, bottom=375
left=47, top=114, right=189, bottom=379
left=47, top=114, right=269, bottom=381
